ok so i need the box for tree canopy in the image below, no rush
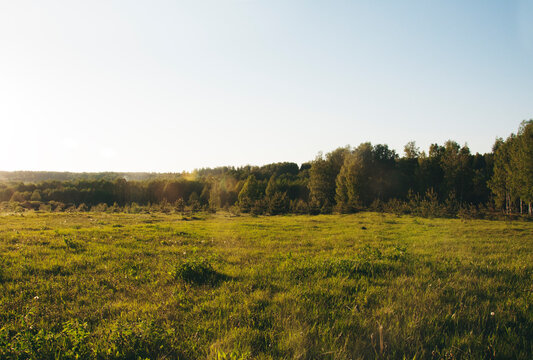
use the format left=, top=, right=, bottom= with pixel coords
left=1, top=121, right=531, bottom=217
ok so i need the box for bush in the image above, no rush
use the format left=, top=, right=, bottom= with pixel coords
left=173, top=257, right=224, bottom=285
left=63, top=236, right=85, bottom=252
left=39, top=203, right=52, bottom=212
left=49, top=201, right=65, bottom=212
left=291, top=199, right=309, bottom=214
left=188, top=200, right=201, bottom=214
left=369, top=199, right=384, bottom=212
left=91, top=203, right=108, bottom=212
left=458, top=203, right=485, bottom=220
left=229, top=205, right=240, bottom=217
left=384, top=198, right=408, bottom=216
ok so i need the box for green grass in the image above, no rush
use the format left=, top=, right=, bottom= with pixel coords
left=0, top=211, right=531, bottom=359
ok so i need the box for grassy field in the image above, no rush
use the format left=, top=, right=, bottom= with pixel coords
left=0, top=211, right=531, bottom=359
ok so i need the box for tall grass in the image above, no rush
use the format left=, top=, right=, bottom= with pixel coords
left=0, top=211, right=531, bottom=359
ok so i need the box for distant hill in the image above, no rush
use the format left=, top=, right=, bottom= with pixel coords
left=0, top=171, right=172, bottom=182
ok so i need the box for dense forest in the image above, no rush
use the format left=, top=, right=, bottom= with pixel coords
left=1, top=121, right=532, bottom=217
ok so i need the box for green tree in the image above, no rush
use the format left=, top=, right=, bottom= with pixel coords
left=30, top=190, right=42, bottom=201
left=265, top=175, right=278, bottom=199
left=440, top=141, right=473, bottom=203
left=369, top=144, right=398, bottom=201
left=268, top=192, right=289, bottom=215
left=174, top=198, right=185, bottom=215
left=512, top=120, right=533, bottom=214
left=519, top=121, right=533, bottom=214
left=403, top=141, right=420, bottom=159
left=238, top=175, right=262, bottom=212
left=417, top=144, right=445, bottom=198
left=335, top=143, right=373, bottom=212
left=398, top=141, right=421, bottom=197
left=10, top=191, right=26, bottom=202
left=308, top=147, right=348, bottom=211
left=489, top=135, right=518, bottom=213
left=208, top=179, right=221, bottom=211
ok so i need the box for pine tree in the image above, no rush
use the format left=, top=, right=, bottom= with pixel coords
left=238, top=175, right=262, bottom=212
left=268, top=192, right=289, bottom=215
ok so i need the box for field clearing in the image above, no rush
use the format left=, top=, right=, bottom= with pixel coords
left=0, top=212, right=532, bottom=359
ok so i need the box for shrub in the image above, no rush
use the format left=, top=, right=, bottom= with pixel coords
left=458, top=203, right=484, bottom=220
left=308, top=199, right=321, bottom=215
left=290, top=199, right=309, bottom=214
left=77, top=203, right=88, bottom=212
left=49, top=201, right=65, bottom=212
left=188, top=200, right=201, bottom=214
left=91, top=203, right=108, bottom=212
left=251, top=200, right=267, bottom=216
left=63, top=236, right=85, bottom=252
left=39, top=203, right=52, bottom=212
left=385, top=198, right=408, bottom=216
left=174, top=198, right=186, bottom=215
left=229, top=205, right=240, bottom=216
left=173, top=257, right=224, bottom=285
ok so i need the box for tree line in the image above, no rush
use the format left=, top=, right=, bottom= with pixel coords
left=1, top=121, right=531, bottom=217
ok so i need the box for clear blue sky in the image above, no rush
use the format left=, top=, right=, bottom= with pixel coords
left=1, top=0, right=532, bottom=172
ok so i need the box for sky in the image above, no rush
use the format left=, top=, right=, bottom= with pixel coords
left=1, top=0, right=532, bottom=172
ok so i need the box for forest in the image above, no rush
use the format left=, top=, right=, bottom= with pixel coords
left=1, top=121, right=532, bottom=217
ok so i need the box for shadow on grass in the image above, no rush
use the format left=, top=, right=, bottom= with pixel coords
left=173, top=257, right=230, bottom=286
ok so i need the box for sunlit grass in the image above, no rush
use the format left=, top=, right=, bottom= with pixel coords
left=0, top=211, right=531, bottom=359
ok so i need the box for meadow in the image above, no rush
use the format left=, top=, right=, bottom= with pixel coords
left=0, top=211, right=531, bottom=359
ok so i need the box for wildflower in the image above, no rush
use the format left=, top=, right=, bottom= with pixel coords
left=490, top=312, right=495, bottom=316
left=33, top=296, right=39, bottom=300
